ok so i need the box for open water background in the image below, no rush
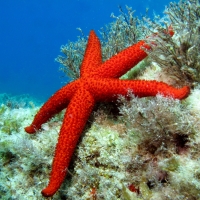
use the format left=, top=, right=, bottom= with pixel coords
left=0, top=0, right=178, bottom=101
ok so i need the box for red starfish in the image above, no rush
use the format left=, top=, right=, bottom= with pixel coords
left=25, top=30, right=190, bottom=197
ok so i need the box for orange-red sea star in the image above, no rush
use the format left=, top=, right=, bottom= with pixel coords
left=25, top=30, right=190, bottom=197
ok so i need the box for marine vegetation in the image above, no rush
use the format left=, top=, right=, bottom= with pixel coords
left=142, top=0, right=200, bottom=87
left=1, top=0, right=200, bottom=199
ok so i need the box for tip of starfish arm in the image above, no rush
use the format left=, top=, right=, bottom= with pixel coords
left=41, top=186, right=57, bottom=197
left=180, top=85, right=190, bottom=99
left=175, top=86, right=190, bottom=100
left=24, top=125, right=38, bottom=134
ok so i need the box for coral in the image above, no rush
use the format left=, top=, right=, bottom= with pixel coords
left=142, top=0, right=200, bottom=87
left=65, top=93, right=200, bottom=199
left=56, top=35, right=87, bottom=80
left=0, top=99, right=67, bottom=199
left=57, top=6, right=147, bottom=81
left=1, top=88, right=200, bottom=199
left=118, top=94, right=198, bottom=198
left=0, top=93, right=41, bottom=108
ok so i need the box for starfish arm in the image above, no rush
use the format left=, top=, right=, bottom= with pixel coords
left=92, top=40, right=148, bottom=78
left=25, top=80, right=79, bottom=133
left=41, top=87, right=95, bottom=197
left=91, top=27, right=174, bottom=79
left=87, top=78, right=190, bottom=101
left=80, top=30, right=102, bottom=78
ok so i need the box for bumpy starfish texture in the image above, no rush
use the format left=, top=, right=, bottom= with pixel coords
left=25, top=30, right=190, bottom=197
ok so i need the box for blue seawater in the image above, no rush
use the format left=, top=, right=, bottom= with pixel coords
left=0, top=0, right=178, bottom=102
